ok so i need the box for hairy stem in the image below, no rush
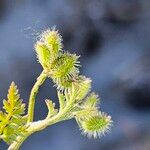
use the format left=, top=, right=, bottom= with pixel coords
left=8, top=136, right=29, bottom=150
left=8, top=100, right=75, bottom=150
left=27, top=71, right=47, bottom=122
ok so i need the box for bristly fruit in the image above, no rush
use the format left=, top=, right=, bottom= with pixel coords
left=80, top=113, right=112, bottom=139
left=35, top=27, right=63, bottom=70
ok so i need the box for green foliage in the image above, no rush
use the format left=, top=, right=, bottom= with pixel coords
left=0, top=27, right=112, bottom=150
left=45, top=99, right=58, bottom=118
left=0, top=82, right=26, bottom=144
left=57, top=91, right=66, bottom=110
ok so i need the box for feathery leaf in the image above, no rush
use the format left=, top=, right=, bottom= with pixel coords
left=0, top=82, right=26, bottom=144
left=57, top=91, right=66, bottom=111
left=45, top=99, right=58, bottom=118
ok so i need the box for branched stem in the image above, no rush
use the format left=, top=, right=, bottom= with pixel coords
left=1, top=28, right=112, bottom=150
left=27, top=71, right=47, bottom=122
left=8, top=97, right=75, bottom=150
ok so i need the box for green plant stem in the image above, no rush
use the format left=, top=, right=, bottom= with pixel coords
left=8, top=100, right=75, bottom=150
left=27, top=71, right=47, bottom=122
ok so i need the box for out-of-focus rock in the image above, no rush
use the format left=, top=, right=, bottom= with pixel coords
left=104, top=0, right=142, bottom=25
left=117, top=53, right=150, bottom=110
left=0, top=0, right=6, bottom=19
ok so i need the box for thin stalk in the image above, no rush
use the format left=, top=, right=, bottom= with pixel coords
left=27, top=71, right=47, bottom=122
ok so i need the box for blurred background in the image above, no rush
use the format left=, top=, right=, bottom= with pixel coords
left=0, top=0, right=150, bottom=150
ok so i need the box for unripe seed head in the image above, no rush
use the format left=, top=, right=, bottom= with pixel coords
left=35, top=42, right=50, bottom=68
left=81, top=113, right=112, bottom=138
left=40, top=28, right=62, bottom=57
